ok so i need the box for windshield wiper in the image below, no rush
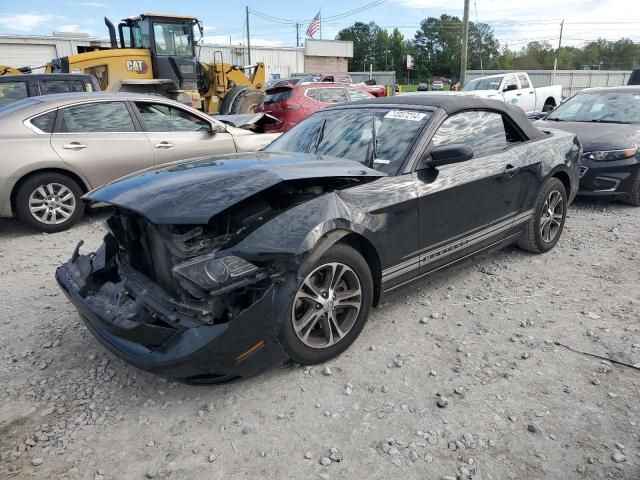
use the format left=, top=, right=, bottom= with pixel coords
left=545, top=117, right=563, bottom=122
left=312, top=118, right=327, bottom=154
left=365, top=116, right=378, bottom=169
left=589, top=119, right=628, bottom=124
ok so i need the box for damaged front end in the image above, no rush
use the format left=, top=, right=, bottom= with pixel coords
left=56, top=173, right=374, bottom=383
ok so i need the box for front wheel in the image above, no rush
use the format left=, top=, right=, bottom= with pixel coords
left=279, top=243, right=373, bottom=365
left=621, top=170, right=640, bottom=206
left=518, top=177, right=567, bottom=253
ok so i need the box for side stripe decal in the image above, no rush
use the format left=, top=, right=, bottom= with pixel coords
left=381, top=210, right=533, bottom=283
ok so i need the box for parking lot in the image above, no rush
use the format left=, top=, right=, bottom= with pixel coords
left=1, top=197, right=638, bottom=480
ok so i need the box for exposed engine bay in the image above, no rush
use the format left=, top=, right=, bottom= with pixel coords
left=61, top=177, right=370, bottom=348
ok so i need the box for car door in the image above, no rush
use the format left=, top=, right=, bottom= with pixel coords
left=501, top=74, right=523, bottom=109
left=133, top=101, right=236, bottom=165
left=414, top=110, right=529, bottom=271
left=516, top=73, right=536, bottom=114
left=50, top=101, right=155, bottom=188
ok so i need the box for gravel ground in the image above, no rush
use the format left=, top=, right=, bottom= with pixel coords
left=0, top=199, right=639, bottom=480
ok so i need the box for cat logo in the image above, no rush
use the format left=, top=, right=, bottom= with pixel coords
left=126, top=60, right=149, bottom=74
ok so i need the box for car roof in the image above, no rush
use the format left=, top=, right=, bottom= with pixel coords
left=578, top=86, right=640, bottom=94
left=2, top=92, right=191, bottom=109
left=0, top=73, right=97, bottom=82
left=327, top=93, right=545, bottom=140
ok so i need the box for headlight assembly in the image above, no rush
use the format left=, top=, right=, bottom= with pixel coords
left=583, top=146, right=638, bottom=162
left=172, top=254, right=262, bottom=291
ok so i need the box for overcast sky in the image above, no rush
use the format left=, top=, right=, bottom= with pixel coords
left=0, top=0, right=638, bottom=48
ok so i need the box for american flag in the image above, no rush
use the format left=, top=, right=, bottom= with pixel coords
left=306, top=11, right=320, bottom=38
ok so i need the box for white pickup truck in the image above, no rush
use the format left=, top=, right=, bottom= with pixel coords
left=460, top=72, right=562, bottom=115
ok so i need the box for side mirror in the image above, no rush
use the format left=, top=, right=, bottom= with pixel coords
left=209, top=123, right=226, bottom=134
left=503, top=84, right=518, bottom=92
left=421, top=144, right=474, bottom=169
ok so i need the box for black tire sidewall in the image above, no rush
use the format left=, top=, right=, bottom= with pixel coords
left=231, top=90, right=265, bottom=114
left=532, top=178, right=567, bottom=252
left=15, top=173, right=85, bottom=233
left=278, top=243, right=373, bottom=365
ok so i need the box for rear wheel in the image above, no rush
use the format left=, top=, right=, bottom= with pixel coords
left=542, top=100, right=555, bottom=113
left=14, top=172, right=84, bottom=233
left=518, top=177, right=567, bottom=253
left=279, top=244, right=373, bottom=364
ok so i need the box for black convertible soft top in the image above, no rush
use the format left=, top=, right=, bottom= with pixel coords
left=342, top=93, right=545, bottom=140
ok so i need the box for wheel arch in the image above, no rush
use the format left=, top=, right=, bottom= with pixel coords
left=301, top=228, right=382, bottom=307
left=11, top=168, right=90, bottom=215
left=550, top=169, right=571, bottom=196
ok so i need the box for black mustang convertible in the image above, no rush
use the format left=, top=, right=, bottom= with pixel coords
left=56, top=95, right=581, bottom=383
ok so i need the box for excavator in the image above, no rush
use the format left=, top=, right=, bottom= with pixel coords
left=0, top=13, right=265, bottom=114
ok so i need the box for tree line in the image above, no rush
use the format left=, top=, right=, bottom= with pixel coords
left=336, top=16, right=640, bottom=83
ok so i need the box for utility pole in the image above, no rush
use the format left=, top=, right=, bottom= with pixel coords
left=246, top=6, right=251, bottom=64
left=460, top=0, right=470, bottom=87
left=295, top=23, right=301, bottom=47
left=553, top=19, right=564, bottom=72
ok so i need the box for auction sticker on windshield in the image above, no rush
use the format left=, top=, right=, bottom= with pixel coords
left=384, top=110, right=427, bottom=121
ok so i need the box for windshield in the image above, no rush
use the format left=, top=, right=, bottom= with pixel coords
left=153, top=22, right=193, bottom=56
left=265, top=107, right=432, bottom=174
left=546, top=90, right=640, bottom=124
left=462, top=76, right=503, bottom=91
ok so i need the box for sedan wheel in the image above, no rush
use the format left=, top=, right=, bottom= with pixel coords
left=28, top=182, right=77, bottom=225
left=15, top=173, right=85, bottom=233
left=292, top=262, right=363, bottom=349
left=279, top=243, right=373, bottom=364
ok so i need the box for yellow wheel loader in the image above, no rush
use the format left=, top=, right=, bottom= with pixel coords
left=8, top=14, right=265, bottom=114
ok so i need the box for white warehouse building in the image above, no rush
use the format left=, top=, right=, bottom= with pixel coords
left=0, top=33, right=352, bottom=80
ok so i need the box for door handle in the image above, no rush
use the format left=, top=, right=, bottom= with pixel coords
left=503, top=164, right=519, bottom=178
left=516, top=92, right=522, bottom=96
left=529, top=90, right=535, bottom=94
left=62, top=142, right=87, bottom=150
left=154, top=142, right=175, bottom=149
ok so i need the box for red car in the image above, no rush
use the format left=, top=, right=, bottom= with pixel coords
left=256, top=82, right=374, bottom=132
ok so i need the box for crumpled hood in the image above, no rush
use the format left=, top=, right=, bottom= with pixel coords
left=534, top=120, right=640, bottom=151
left=85, top=152, right=385, bottom=224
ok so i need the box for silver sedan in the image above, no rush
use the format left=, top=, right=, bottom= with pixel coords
left=0, top=92, right=280, bottom=232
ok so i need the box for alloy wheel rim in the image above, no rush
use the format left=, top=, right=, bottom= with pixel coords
left=291, top=262, right=362, bottom=349
left=540, top=190, right=564, bottom=243
left=28, top=183, right=76, bottom=225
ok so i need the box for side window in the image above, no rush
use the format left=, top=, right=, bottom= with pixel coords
left=517, top=74, right=530, bottom=89
left=0, top=81, right=28, bottom=106
left=318, top=88, right=348, bottom=104
left=135, top=102, right=211, bottom=132
left=84, top=65, right=108, bottom=91
left=431, top=111, right=515, bottom=158
left=40, top=80, right=71, bottom=94
left=306, top=88, right=319, bottom=100
left=30, top=110, right=57, bottom=133
left=347, top=88, right=372, bottom=101
left=67, top=80, right=86, bottom=93
left=503, top=75, right=519, bottom=91
left=61, top=102, right=136, bottom=133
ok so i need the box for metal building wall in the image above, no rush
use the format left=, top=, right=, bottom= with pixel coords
left=0, top=34, right=110, bottom=70
left=197, top=44, right=305, bottom=80
left=466, top=69, right=633, bottom=97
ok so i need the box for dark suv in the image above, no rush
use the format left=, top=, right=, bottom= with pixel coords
left=0, top=74, right=101, bottom=106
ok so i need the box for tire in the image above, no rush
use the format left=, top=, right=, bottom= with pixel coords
left=279, top=243, right=373, bottom=365
left=229, top=89, right=264, bottom=114
left=14, top=172, right=85, bottom=233
left=542, top=102, right=555, bottom=113
left=621, top=170, right=640, bottom=206
left=518, top=177, right=567, bottom=253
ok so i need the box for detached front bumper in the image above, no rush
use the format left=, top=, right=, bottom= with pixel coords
left=578, top=156, right=640, bottom=198
left=55, top=247, right=288, bottom=384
